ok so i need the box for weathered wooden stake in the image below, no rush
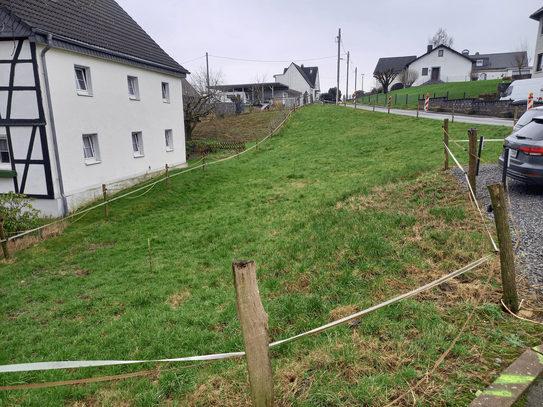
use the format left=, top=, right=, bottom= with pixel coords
left=232, top=260, right=274, bottom=407
left=452, top=106, right=455, bottom=123
left=165, top=164, right=169, bottom=189
left=514, top=106, right=518, bottom=127
left=468, top=128, right=477, bottom=198
left=102, top=184, right=108, bottom=217
left=443, top=119, right=449, bottom=170
left=487, top=183, right=519, bottom=312
left=373, top=102, right=375, bottom=112
left=203, top=157, right=206, bottom=172
left=416, top=103, right=419, bottom=118
left=0, top=217, right=9, bottom=260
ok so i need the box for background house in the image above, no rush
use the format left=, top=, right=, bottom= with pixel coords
left=274, top=63, right=320, bottom=101
left=372, top=55, right=416, bottom=91
left=468, top=50, right=531, bottom=80
left=0, top=0, right=188, bottom=217
left=531, top=7, right=543, bottom=78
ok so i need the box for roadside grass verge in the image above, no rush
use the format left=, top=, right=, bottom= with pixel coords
left=1, top=105, right=540, bottom=406
left=358, top=79, right=503, bottom=107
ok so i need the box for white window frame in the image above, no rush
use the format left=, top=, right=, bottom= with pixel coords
left=74, top=66, right=92, bottom=96
left=0, top=136, right=10, bottom=169
left=162, top=82, right=170, bottom=103
left=165, top=129, right=174, bottom=151
left=438, top=50, right=444, bottom=57
left=127, top=76, right=140, bottom=100
left=476, top=59, right=483, bottom=67
left=82, top=134, right=101, bottom=165
left=422, top=68, right=428, bottom=76
left=132, top=132, right=144, bottom=157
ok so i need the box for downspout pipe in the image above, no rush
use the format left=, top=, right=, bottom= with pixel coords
left=40, top=33, right=68, bottom=217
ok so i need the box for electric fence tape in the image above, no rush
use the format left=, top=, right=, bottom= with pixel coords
left=0, top=255, right=492, bottom=375
left=443, top=141, right=498, bottom=252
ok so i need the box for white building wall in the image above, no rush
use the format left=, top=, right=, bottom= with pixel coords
left=409, top=49, right=473, bottom=87
left=36, top=45, right=187, bottom=215
left=533, top=15, right=543, bottom=78
left=274, top=64, right=313, bottom=97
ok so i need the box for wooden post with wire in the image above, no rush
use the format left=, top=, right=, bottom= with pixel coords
left=0, top=216, right=9, bottom=260
left=102, top=184, right=108, bottom=217
left=468, top=128, right=477, bottom=198
left=232, top=260, right=274, bottom=407
left=487, top=183, right=519, bottom=313
left=165, top=164, right=169, bottom=189
left=443, top=118, right=449, bottom=170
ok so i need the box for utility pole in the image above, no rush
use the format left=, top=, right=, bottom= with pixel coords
left=206, top=52, right=210, bottom=94
left=345, top=51, right=349, bottom=105
left=336, top=28, right=341, bottom=105
left=361, top=74, right=364, bottom=94
left=354, top=67, right=357, bottom=108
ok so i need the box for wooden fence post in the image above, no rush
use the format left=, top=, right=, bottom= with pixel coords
left=416, top=103, right=419, bottom=118
left=487, top=183, right=519, bottom=312
left=468, top=129, right=477, bottom=198
left=0, top=217, right=9, bottom=260
left=443, top=119, right=449, bottom=170
left=514, top=106, right=518, bottom=127
left=102, top=184, right=108, bottom=217
left=451, top=106, right=455, bottom=123
left=165, top=164, right=169, bottom=189
left=232, top=260, right=274, bottom=407
left=203, top=157, right=206, bottom=172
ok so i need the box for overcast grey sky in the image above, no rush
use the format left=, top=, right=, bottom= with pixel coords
left=115, top=0, right=539, bottom=94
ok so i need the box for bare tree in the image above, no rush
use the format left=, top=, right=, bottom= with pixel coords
left=397, top=68, right=419, bottom=88
left=183, top=65, right=225, bottom=141
left=429, top=28, right=454, bottom=48
left=249, top=72, right=268, bottom=104
left=373, top=68, right=398, bottom=94
left=511, top=39, right=532, bottom=77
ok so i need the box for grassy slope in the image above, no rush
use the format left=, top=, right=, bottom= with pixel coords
left=1, top=106, right=540, bottom=406
left=358, top=79, right=503, bottom=107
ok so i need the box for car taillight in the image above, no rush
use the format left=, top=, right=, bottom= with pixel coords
left=519, top=146, right=543, bottom=156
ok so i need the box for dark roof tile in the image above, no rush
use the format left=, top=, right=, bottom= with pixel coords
left=373, top=56, right=416, bottom=74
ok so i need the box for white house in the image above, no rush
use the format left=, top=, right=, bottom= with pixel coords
left=408, top=45, right=473, bottom=87
left=468, top=50, right=530, bottom=80
left=531, top=7, right=543, bottom=78
left=0, top=0, right=188, bottom=217
left=274, top=63, right=320, bottom=101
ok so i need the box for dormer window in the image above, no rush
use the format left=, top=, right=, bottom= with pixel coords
left=476, top=59, right=483, bottom=67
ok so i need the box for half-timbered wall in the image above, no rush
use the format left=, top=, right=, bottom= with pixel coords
left=0, top=38, right=54, bottom=201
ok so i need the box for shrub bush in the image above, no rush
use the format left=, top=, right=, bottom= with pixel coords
left=0, top=192, right=41, bottom=234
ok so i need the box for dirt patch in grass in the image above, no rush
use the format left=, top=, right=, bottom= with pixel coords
left=191, top=109, right=283, bottom=143
left=87, top=242, right=116, bottom=251
left=166, top=290, right=191, bottom=309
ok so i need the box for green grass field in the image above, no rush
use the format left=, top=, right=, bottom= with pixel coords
left=356, top=79, right=503, bottom=107
left=1, top=105, right=540, bottom=406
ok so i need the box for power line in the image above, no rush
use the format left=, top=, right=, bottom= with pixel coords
left=208, top=54, right=340, bottom=63
left=181, top=55, right=206, bottom=64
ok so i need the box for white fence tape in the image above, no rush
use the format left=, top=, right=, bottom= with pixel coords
left=443, top=141, right=499, bottom=252
left=1, top=107, right=297, bottom=245
left=0, top=255, right=492, bottom=374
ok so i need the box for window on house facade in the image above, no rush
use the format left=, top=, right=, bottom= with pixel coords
left=75, top=66, right=92, bottom=96
left=165, top=129, right=173, bottom=151
left=132, top=132, right=144, bottom=157
left=0, top=137, right=10, bottom=167
left=476, top=59, right=483, bottom=67
left=422, top=68, right=428, bottom=76
left=82, top=134, right=101, bottom=164
left=127, top=76, right=140, bottom=100
left=162, top=82, right=170, bottom=103
left=537, top=54, right=543, bottom=72
left=438, top=50, right=444, bottom=57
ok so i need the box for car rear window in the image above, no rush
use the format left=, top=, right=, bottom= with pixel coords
left=517, top=110, right=543, bottom=128
left=515, top=119, right=543, bottom=141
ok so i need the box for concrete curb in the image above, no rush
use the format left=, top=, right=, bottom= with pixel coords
left=468, top=344, right=543, bottom=406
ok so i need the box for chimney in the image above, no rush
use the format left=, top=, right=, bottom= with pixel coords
left=301, top=64, right=304, bottom=68
left=427, top=44, right=433, bottom=53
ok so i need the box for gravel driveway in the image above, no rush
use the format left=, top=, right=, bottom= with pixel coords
left=447, top=164, right=543, bottom=287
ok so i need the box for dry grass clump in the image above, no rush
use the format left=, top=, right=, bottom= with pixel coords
left=2, top=219, right=69, bottom=259
left=165, top=290, right=191, bottom=310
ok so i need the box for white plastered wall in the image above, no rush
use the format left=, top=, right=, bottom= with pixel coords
left=409, top=49, right=473, bottom=86
left=35, top=44, right=187, bottom=216
left=274, top=64, right=314, bottom=98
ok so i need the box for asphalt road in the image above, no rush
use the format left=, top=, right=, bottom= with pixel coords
left=347, top=103, right=515, bottom=127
